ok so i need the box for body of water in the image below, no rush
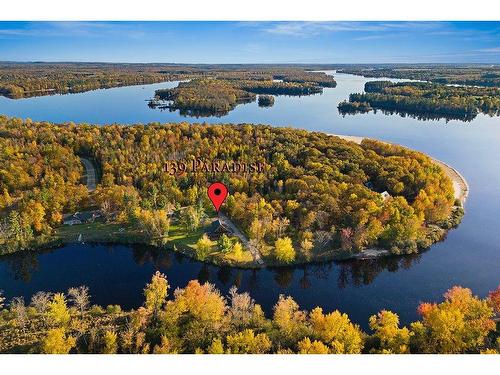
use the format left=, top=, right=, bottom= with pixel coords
left=1, top=72, right=499, bottom=329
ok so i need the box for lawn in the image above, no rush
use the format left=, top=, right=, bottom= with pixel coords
left=56, top=222, right=144, bottom=244
left=55, top=219, right=259, bottom=268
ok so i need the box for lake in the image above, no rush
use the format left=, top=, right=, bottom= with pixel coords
left=1, top=72, right=499, bottom=329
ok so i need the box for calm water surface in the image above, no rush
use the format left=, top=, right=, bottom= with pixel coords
left=1, top=72, right=499, bottom=329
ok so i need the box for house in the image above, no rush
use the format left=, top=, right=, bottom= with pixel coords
left=207, top=219, right=231, bottom=240
left=62, top=210, right=102, bottom=225
left=380, top=191, right=392, bottom=201
left=63, top=217, right=82, bottom=225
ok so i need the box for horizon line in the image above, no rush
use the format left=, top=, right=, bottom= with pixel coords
left=1, top=60, right=500, bottom=66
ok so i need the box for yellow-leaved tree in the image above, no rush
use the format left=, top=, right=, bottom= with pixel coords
left=143, top=271, right=169, bottom=316
left=47, top=293, right=71, bottom=327
left=274, top=237, right=295, bottom=263
left=41, top=328, right=76, bottom=354
left=411, top=286, right=495, bottom=353
left=368, top=310, right=412, bottom=353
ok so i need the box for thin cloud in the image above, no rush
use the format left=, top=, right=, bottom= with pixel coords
left=478, top=47, right=500, bottom=53
left=258, top=21, right=451, bottom=37
left=354, top=35, right=384, bottom=41
left=0, top=22, right=163, bottom=40
left=260, top=22, right=388, bottom=37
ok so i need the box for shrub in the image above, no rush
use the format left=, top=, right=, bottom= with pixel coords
left=106, top=305, right=122, bottom=314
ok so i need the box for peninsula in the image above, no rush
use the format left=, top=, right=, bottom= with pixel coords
left=0, top=116, right=464, bottom=268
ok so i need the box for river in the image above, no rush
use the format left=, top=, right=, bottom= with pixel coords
left=1, top=72, right=499, bottom=329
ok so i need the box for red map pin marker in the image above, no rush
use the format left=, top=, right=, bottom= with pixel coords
left=207, top=182, right=228, bottom=213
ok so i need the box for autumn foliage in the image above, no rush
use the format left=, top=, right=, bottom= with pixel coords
left=0, top=273, right=498, bottom=354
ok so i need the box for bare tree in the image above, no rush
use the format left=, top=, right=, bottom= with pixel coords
left=314, top=230, right=333, bottom=249
left=30, top=291, right=52, bottom=314
left=100, top=200, right=113, bottom=222
left=228, top=286, right=256, bottom=329
left=275, top=217, right=290, bottom=238
left=315, top=210, right=329, bottom=230
left=68, top=286, right=90, bottom=316
left=10, top=296, right=28, bottom=330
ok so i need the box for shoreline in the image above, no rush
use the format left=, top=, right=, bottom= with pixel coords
left=328, top=134, right=469, bottom=206
left=326, top=133, right=468, bottom=260
left=24, top=232, right=398, bottom=270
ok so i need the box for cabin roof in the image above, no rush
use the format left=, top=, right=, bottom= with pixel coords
left=62, top=210, right=101, bottom=222
left=207, top=219, right=230, bottom=235
left=380, top=191, right=391, bottom=200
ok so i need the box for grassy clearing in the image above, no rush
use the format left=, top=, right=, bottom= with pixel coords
left=168, top=224, right=205, bottom=248
left=56, top=222, right=144, bottom=244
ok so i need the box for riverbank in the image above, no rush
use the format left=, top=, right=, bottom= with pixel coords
left=50, top=221, right=259, bottom=269
left=38, top=224, right=390, bottom=269
left=322, top=133, right=468, bottom=260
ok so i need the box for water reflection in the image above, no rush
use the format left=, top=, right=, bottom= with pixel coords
left=338, top=107, right=477, bottom=123
left=2, top=252, right=40, bottom=283
left=336, top=254, right=421, bottom=288
left=0, top=243, right=423, bottom=297
left=148, top=102, right=235, bottom=118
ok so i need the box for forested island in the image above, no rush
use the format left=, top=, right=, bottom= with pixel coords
left=150, top=71, right=334, bottom=116
left=338, top=81, right=500, bottom=121
left=0, top=272, right=499, bottom=354
left=0, top=116, right=463, bottom=267
left=337, top=65, right=500, bottom=87
left=258, top=95, right=275, bottom=107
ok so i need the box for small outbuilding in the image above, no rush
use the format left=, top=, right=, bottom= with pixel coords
left=63, top=217, right=82, bottom=226
left=380, top=191, right=392, bottom=201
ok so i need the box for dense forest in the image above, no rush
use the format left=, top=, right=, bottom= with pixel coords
left=209, top=69, right=336, bottom=88
left=0, top=116, right=459, bottom=263
left=0, top=62, right=335, bottom=100
left=337, top=65, right=500, bottom=87
left=338, top=81, right=500, bottom=121
left=0, top=272, right=499, bottom=354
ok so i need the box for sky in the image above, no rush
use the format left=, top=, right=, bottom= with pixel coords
left=0, top=21, right=499, bottom=64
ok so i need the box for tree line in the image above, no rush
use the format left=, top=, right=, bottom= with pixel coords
left=0, top=63, right=336, bottom=100
left=0, top=64, right=196, bottom=99
left=0, top=273, right=499, bottom=354
left=337, top=66, right=500, bottom=87
left=338, top=81, right=500, bottom=121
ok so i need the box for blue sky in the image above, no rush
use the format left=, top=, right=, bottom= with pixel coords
left=0, top=21, right=499, bottom=63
